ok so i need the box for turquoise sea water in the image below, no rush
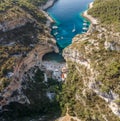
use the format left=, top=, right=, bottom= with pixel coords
left=47, top=0, right=93, bottom=49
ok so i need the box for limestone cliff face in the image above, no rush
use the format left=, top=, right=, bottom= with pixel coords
left=0, top=7, right=34, bottom=32
left=62, top=24, right=120, bottom=120
left=0, top=1, right=59, bottom=119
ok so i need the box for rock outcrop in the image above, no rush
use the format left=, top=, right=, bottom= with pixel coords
left=0, top=7, right=34, bottom=32
left=63, top=5, right=120, bottom=121
left=40, top=0, right=57, bottom=10
left=0, top=0, right=59, bottom=119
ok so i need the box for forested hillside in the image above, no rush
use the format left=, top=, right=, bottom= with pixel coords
left=60, top=0, right=120, bottom=120
left=0, top=0, right=61, bottom=120
left=88, top=0, right=120, bottom=31
left=0, top=0, right=50, bottom=91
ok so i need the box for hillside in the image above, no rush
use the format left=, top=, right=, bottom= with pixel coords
left=0, top=0, right=60, bottom=120
left=60, top=0, right=120, bottom=121
left=0, top=0, right=120, bottom=121
left=0, top=0, right=57, bottom=91
left=88, top=0, right=120, bottom=31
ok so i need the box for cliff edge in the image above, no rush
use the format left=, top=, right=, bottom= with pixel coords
left=0, top=0, right=59, bottom=120
left=60, top=0, right=120, bottom=121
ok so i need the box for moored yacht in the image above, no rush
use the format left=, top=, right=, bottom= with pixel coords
left=52, top=26, right=58, bottom=29
left=72, top=24, right=76, bottom=32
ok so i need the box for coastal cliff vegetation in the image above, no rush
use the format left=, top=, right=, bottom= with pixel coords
left=88, top=0, right=120, bottom=31
left=0, top=0, right=55, bottom=91
left=0, top=0, right=61, bottom=120
left=60, top=0, right=120, bottom=120
left=0, top=0, right=120, bottom=120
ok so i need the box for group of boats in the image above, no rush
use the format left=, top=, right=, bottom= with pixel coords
left=82, top=20, right=89, bottom=33
left=52, top=24, right=76, bottom=35
left=52, top=25, right=59, bottom=36
left=52, top=20, right=88, bottom=40
left=52, top=25, right=64, bottom=40
left=72, top=20, right=89, bottom=33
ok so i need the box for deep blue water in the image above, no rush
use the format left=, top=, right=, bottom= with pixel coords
left=47, top=0, right=93, bottom=48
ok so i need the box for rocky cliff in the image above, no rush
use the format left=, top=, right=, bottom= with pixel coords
left=61, top=1, right=120, bottom=121
left=0, top=0, right=60, bottom=120
left=0, top=0, right=120, bottom=121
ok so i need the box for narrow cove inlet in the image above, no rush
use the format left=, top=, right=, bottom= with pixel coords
left=23, top=1, right=94, bottom=120
left=42, top=0, right=93, bottom=89
left=47, top=0, right=93, bottom=49
left=0, top=0, right=93, bottom=121
left=43, top=0, right=93, bottom=62
left=1, top=0, right=120, bottom=120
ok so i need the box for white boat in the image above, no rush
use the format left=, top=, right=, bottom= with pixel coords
left=82, top=31, right=86, bottom=34
left=54, top=32, right=58, bottom=35
left=72, top=24, right=76, bottom=32
left=84, top=20, right=87, bottom=22
left=83, top=23, right=87, bottom=26
left=83, top=27, right=88, bottom=30
left=52, top=26, right=58, bottom=29
left=61, top=37, right=63, bottom=39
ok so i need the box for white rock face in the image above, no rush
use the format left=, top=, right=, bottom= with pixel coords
left=63, top=23, right=120, bottom=118
left=109, top=102, right=120, bottom=117
left=104, top=41, right=120, bottom=52
left=46, top=92, right=55, bottom=101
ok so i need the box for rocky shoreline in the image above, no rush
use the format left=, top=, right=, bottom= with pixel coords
left=0, top=0, right=60, bottom=120
left=63, top=0, right=120, bottom=120
left=82, top=2, right=98, bottom=25
left=41, top=0, right=57, bottom=28
left=40, top=0, right=57, bottom=10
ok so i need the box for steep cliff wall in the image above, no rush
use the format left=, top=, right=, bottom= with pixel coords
left=61, top=1, right=120, bottom=121
left=0, top=0, right=59, bottom=119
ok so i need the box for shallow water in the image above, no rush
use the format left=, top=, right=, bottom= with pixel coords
left=43, top=52, right=65, bottom=62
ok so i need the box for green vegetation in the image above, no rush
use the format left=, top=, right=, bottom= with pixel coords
left=88, top=0, right=120, bottom=31
left=24, top=67, right=61, bottom=116
left=0, top=0, right=47, bottom=22
left=58, top=62, right=120, bottom=121
left=1, top=67, right=62, bottom=120
left=23, top=68, right=61, bottom=115
left=62, top=2, right=120, bottom=117
left=0, top=0, right=120, bottom=120
left=0, top=0, right=47, bottom=11
left=0, top=0, right=53, bottom=92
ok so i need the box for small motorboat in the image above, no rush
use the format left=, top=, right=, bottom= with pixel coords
left=52, top=26, right=58, bottom=29
left=54, top=32, right=58, bottom=35
left=83, top=23, right=87, bottom=26
left=72, top=24, right=76, bottom=32
left=83, top=27, right=88, bottom=30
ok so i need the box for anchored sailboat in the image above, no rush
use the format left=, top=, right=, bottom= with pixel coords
left=72, top=24, right=76, bottom=32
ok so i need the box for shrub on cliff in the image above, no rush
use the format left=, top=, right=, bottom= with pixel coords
left=88, top=0, right=120, bottom=31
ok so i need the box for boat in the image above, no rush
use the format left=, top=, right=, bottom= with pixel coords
left=72, top=24, right=76, bottom=32
left=82, top=31, right=86, bottom=34
left=83, top=23, right=87, bottom=26
left=83, top=27, right=88, bottom=30
left=52, top=26, right=58, bottom=29
left=61, top=37, right=63, bottom=39
left=54, top=32, right=58, bottom=35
